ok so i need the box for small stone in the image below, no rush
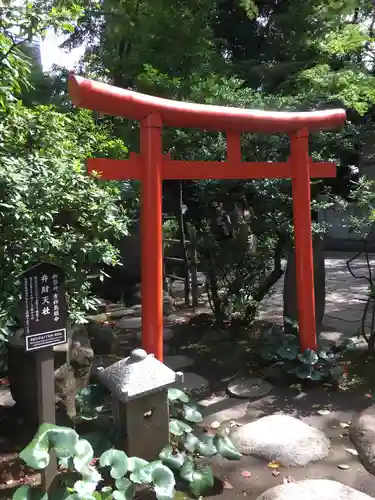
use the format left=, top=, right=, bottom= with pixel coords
left=256, top=479, right=372, bottom=500
left=344, top=447, right=358, bottom=456
left=337, top=464, right=350, bottom=470
left=228, top=377, right=273, bottom=399
left=230, top=414, right=330, bottom=466
left=164, top=355, right=193, bottom=371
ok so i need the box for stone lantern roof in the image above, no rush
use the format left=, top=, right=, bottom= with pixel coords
left=98, top=348, right=183, bottom=403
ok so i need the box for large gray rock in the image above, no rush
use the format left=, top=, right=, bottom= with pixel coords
left=256, top=479, right=372, bottom=500
left=283, top=235, right=325, bottom=336
left=349, top=405, right=375, bottom=474
left=230, top=414, right=330, bottom=466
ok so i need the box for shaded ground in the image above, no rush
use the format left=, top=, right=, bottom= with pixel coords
left=1, top=252, right=375, bottom=498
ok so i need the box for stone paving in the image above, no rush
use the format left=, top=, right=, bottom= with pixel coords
left=259, top=251, right=375, bottom=345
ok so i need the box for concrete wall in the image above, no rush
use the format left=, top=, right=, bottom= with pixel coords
left=318, top=203, right=372, bottom=251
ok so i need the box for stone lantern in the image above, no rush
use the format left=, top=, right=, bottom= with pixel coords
left=98, top=348, right=183, bottom=461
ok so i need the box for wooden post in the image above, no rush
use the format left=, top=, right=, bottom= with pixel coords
left=290, top=129, right=317, bottom=351
left=140, top=114, right=164, bottom=361
left=36, top=347, right=57, bottom=492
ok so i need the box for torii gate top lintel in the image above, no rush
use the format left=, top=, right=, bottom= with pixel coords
left=68, top=74, right=347, bottom=363
left=69, top=75, right=346, bottom=134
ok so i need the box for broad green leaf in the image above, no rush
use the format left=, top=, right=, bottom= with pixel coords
left=74, top=467, right=102, bottom=497
left=159, top=445, right=185, bottom=470
left=151, top=463, right=176, bottom=500
left=276, top=344, right=299, bottom=360
left=73, top=439, right=94, bottom=473
left=310, top=368, right=323, bottom=381
left=130, top=460, right=163, bottom=484
left=298, top=349, right=319, bottom=365
left=114, top=478, right=135, bottom=500
left=48, top=427, right=79, bottom=459
left=180, top=457, right=194, bottom=482
left=190, top=466, right=214, bottom=497
left=213, top=434, right=242, bottom=460
left=182, top=404, right=203, bottom=423
left=20, top=424, right=79, bottom=470
left=128, top=457, right=149, bottom=472
left=295, top=364, right=313, bottom=379
left=183, top=433, right=199, bottom=453
left=168, top=389, right=189, bottom=403
left=195, top=435, right=217, bottom=457
left=99, top=449, right=129, bottom=479
left=169, top=419, right=192, bottom=436
left=329, top=365, right=345, bottom=381
left=81, top=432, right=114, bottom=458
left=13, top=485, right=48, bottom=500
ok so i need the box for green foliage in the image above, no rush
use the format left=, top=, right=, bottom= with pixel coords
left=163, top=388, right=241, bottom=497
left=0, top=104, right=129, bottom=339
left=15, top=424, right=176, bottom=500
left=258, top=329, right=345, bottom=383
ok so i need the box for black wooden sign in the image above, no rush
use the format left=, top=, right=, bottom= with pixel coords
left=22, top=262, right=67, bottom=351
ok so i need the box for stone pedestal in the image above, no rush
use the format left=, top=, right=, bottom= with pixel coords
left=113, top=389, right=170, bottom=461
left=283, top=235, right=325, bottom=338
left=99, top=348, right=183, bottom=461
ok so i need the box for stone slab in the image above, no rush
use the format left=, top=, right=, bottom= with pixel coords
left=227, top=378, right=273, bottom=399
left=349, top=405, right=375, bottom=474
left=230, top=414, right=330, bottom=466
left=164, top=355, right=193, bottom=370
left=256, top=479, right=373, bottom=500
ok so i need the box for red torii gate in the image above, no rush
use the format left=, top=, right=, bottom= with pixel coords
left=69, top=75, right=346, bottom=362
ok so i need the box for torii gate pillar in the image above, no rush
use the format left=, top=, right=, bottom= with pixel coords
left=69, top=75, right=346, bottom=362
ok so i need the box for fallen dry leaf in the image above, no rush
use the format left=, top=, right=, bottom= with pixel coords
left=344, top=447, right=358, bottom=456
left=272, top=470, right=280, bottom=477
left=340, top=422, right=350, bottom=428
left=365, top=393, right=372, bottom=399
left=223, top=480, right=234, bottom=489
left=338, top=464, right=350, bottom=470
left=241, top=471, right=251, bottom=478
left=267, top=461, right=280, bottom=469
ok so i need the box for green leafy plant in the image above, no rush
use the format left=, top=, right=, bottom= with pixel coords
left=161, top=388, right=241, bottom=497
left=259, top=330, right=345, bottom=383
left=14, top=424, right=176, bottom=500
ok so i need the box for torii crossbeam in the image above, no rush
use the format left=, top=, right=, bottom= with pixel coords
left=69, top=75, right=346, bottom=362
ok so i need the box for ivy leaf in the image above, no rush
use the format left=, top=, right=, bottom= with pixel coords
left=151, top=463, right=176, bottom=500
left=195, top=434, right=217, bottom=457
left=190, top=466, right=214, bottom=497
left=180, top=457, right=195, bottom=482
left=182, top=404, right=203, bottom=423
left=183, top=433, right=199, bottom=453
left=168, top=388, right=189, bottom=403
left=99, top=449, right=129, bottom=479
left=213, top=434, right=242, bottom=460
left=169, top=419, right=192, bottom=436
left=159, top=445, right=185, bottom=470
left=13, top=485, right=48, bottom=500
left=114, top=478, right=136, bottom=500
